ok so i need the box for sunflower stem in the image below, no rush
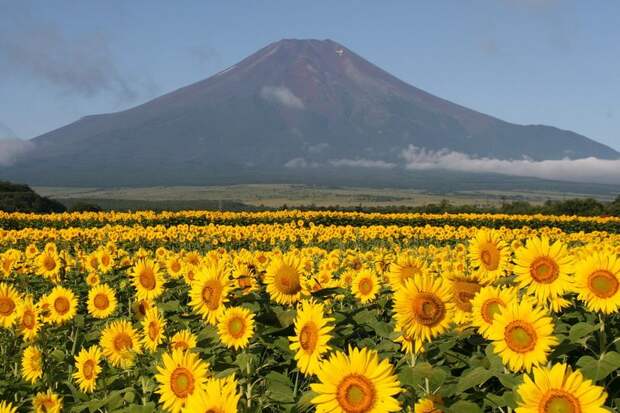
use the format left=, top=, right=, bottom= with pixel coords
left=598, top=313, right=607, bottom=356
left=293, top=370, right=300, bottom=398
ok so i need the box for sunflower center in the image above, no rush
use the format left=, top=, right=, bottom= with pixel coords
left=275, top=267, right=302, bottom=295
left=171, top=261, right=181, bottom=272
left=113, top=333, right=133, bottom=351
left=54, top=297, right=70, bottom=315
left=101, top=255, right=111, bottom=266
left=202, top=281, right=223, bottom=310
left=453, top=281, right=481, bottom=312
left=170, top=367, right=195, bottom=398
left=587, top=270, right=619, bottom=299
left=173, top=341, right=189, bottom=351
left=412, top=293, right=446, bottom=327
left=82, top=359, right=95, bottom=380
left=336, top=374, right=376, bottom=413
left=505, top=321, right=537, bottom=353
left=481, top=299, right=504, bottom=324
left=0, top=297, right=16, bottom=316
left=228, top=317, right=246, bottom=338
left=147, top=321, right=160, bottom=340
left=22, top=310, right=36, bottom=329
left=43, top=255, right=57, bottom=271
left=358, top=278, right=373, bottom=295
left=139, top=268, right=156, bottom=290
left=480, top=244, right=500, bottom=270
left=541, top=390, right=581, bottom=413
left=90, top=257, right=99, bottom=269
left=299, top=322, right=318, bottom=352
left=530, top=257, right=559, bottom=284
left=94, top=293, right=110, bottom=310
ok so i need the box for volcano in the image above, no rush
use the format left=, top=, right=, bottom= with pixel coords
left=3, top=38, right=618, bottom=186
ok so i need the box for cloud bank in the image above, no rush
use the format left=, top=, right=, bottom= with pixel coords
left=329, top=158, right=396, bottom=169
left=401, top=145, right=620, bottom=184
left=260, top=86, right=305, bottom=109
left=0, top=138, right=34, bottom=166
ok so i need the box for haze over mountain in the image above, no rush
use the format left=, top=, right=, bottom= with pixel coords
left=2, top=39, right=618, bottom=187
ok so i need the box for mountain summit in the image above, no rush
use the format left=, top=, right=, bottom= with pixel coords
left=3, top=39, right=618, bottom=186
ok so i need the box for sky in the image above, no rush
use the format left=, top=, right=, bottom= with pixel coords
left=0, top=0, right=619, bottom=151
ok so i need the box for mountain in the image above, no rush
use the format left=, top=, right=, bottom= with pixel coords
left=2, top=38, right=618, bottom=187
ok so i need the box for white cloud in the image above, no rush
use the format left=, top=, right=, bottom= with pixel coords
left=284, top=158, right=319, bottom=168
left=260, top=86, right=304, bottom=109
left=329, top=158, right=396, bottom=169
left=401, top=145, right=620, bottom=184
left=0, top=138, right=34, bottom=166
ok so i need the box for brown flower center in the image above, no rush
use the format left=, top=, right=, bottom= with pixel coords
left=113, top=333, right=133, bottom=351
left=481, top=298, right=504, bottom=324
left=170, top=367, right=195, bottom=398
left=587, top=270, right=619, bottom=299
left=358, top=277, right=373, bottom=295
left=412, top=293, right=446, bottom=327
left=228, top=316, right=246, bottom=339
left=0, top=297, right=16, bottom=316
left=480, top=243, right=500, bottom=271
left=82, top=359, right=96, bottom=380
left=43, top=255, right=57, bottom=272
left=540, top=389, right=581, bottom=413
left=139, top=267, right=156, bottom=290
left=336, top=374, right=376, bottom=413
left=93, top=293, right=110, bottom=310
left=22, top=310, right=36, bottom=329
left=275, top=266, right=302, bottom=295
left=504, top=320, right=537, bottom=353
left=453, top=281, right=481, bottom=313
left=54, top=296, right=70, bottom=315
left=299, top=322, right=318, bottom=352
left=530, top=257, right=559, bottom=284
left=201, top=280, right=223, bottom=310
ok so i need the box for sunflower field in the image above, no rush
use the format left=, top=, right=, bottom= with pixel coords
left=0, top=211, right=619, bottom=413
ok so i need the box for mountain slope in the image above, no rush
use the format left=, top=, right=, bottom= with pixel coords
left=2, top=38, right=618, bottom=186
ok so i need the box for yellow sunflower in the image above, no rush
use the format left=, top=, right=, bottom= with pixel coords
left=311, top=347, right=402, bottom=413
left=142, top=307, right=167, bottom=352
left=17, top=296, right=40, bottom=340
left=574, top=251, right=620, bottom=313
left=289, top=300, right=334, bottom=375
left=515, top=363, right=607, bottom=413
left=130, top=259, right=165, bottom=301
left=468, top=229, right=509, bottom=282
left=414, top=397, right=443, bottom=412
left=217, top=306, right=255, bottom=350
left=72, top=346, right=102, bottom=393
left=488, top=300, right=558, bottom=372
left=155, top=349, right=209, bottom=413
left=87, top=283, right=118, bottom=319
left=471, top=286, right=516, bottom=339
left=265, top=254, right=306, bottom=305
left=387, top=253, right=428, bottom=290
left=393, top=274, right=454, bottom=343
left=0, top=282, right=21, bottom=328
left=351, top=270, right=381, bottom=304
left=100, top=319, right=142, bottom=369
left=0, top=401, right=17, bottom=413
left=98, top=249, right=114, bottom=273
left=21, top=345, right=43, bottom=384
left=166, top=256, right=185, bottom=279
left=182, top=375, right=241, bottom=413
left=33, top=389, right=62, bottom=413
left=395, top=331, right=425, bottom=356
left=170, top=329, right=198, bottom=352
left=189, top=262, right=231, bottom=324
left=47, top=286, right=78, bottom=324
left=514, top=236, right=573, bottom=302
left=36, top=250, right=61, bottom=281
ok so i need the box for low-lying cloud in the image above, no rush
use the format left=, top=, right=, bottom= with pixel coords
left=401, top=145, right=620, bottom=184
left=329, top=158, right=396, bottom=169
left=260, top=86, right=305, bottom=109
left=0, top=138, right=34, bottom=166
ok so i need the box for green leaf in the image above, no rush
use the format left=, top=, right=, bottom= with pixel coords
left=569, top=322, right=599, bottom=343
left=398, top=362, right=448, bottom=389
left=448, top=400, right=482, bottom=413
left=266, top=371, right=294, bottom=403
left=456, top=367, right=494, bottom=393
left=577, top=351, right=620, bottom=381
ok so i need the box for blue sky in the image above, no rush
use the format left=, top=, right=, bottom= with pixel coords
left=0, top=0, right=618, bottom=150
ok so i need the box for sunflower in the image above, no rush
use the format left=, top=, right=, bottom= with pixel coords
left=98, top=250, right=114, bottom=273
left=183, top=375, right=241, bottom=413
left=155, top=349, right=209, bottom=413
left=100, top=319, right=142, bottom=369
left=393, top=274, right=454, bottom=343
left=471, top=286, right=516, bottom=339
left=451, top=279, right=482, bottom=325
left=87, top=283, right=118, bottom=319
left=142, top=307, right=167, bottom=352
left=468, top=229, right=509, bottom=282
left=0, top=401, right=17, bottom=413
left=85, top=272, right=100, bottom=287
left=387, top=254, right=428, bottom=290
left=47, top=286, right=78, bottom=324
left=265, top=254, right=306, bottom=305
left=189, top=262, right=231, bottom=324
left=574, top=251, right=620, bottom=313
left=395, top=331, right=426, bottom=356
left=0, top=282, right=21, bottom=329
left=170, top=329, right=198, bottom=352
left=37, top=250, right=61, bottom=281
left=21, top=345, right=43, bottom=384
left=514, top=237, right=573, bottom=302
left=130, top=259, right=165, bottom=301
left=515, top=363, right=607, bottom=413
left=166, top=256, right=185, bottom=279
left=414, top=397, right=443, bottom=412
left=132, top=299, right=153, bottom=321
left=311, top=347, right=402, bottom=413
left=72, top=346, right=102, bottom=393
left=17, top=296, right=40, bottom=340
left=351, top=270, right=381, bottom=304
left=217, top=306, right=255, bottom=350
left=488, top=300, right=558, bottom=372
left=289, top=300, right=334, bottom=375
left=33, top=389, right=62, bottom=413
